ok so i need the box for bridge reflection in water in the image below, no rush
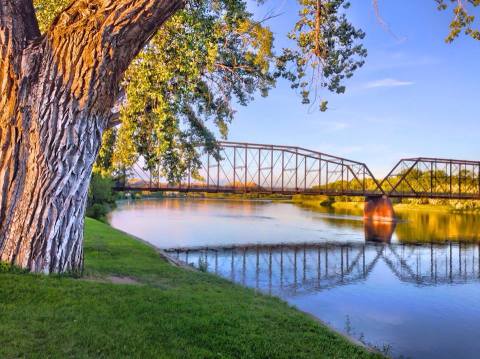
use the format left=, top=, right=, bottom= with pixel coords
left=167, top=240, right=480, bottom=296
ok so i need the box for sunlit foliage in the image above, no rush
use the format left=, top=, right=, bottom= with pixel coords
left=113, top=3, right=277, bottom=182
left=280, top=0, right=367, bottom=111
left=34, top=1, right=282, bottom=182
left=33, top=0, right=476, bottom=183
left=436, top=0, right=480, bottom=42
left=33, top=0, right=70, bottom=32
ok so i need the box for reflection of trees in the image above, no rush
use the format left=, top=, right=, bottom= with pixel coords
left=297, top=204, right=480, bottom=243
left=395, top=211, right=480, bottom=242
left=125, top=197, right=262, bottom=215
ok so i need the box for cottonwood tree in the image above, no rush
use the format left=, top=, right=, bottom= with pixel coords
left=0, top=0, right=477, bottom=274
left=0, top=0, right=185, bottom=273
left=33, top=0, right=367, bottom=185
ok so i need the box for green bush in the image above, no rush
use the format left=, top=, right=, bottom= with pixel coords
left=86, top=203, right=110, bottom=220
left=86, top=173, right=117, bottom=221
left=0, top=262, right=26, bottom=274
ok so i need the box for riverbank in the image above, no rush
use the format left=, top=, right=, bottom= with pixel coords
left=0, top=219, right=382, bottom=358
left=291, top=194, right=480, bottom=213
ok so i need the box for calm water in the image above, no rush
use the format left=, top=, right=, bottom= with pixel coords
left=109, top=198, right=480, bottom=359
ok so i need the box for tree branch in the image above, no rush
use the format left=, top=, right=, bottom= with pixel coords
left=44, top=0, right=185, bottom=114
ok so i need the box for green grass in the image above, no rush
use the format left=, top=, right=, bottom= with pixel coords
left=0, top=219, right=382, bottom=359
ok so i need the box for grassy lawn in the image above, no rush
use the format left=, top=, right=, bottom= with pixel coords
left=0, top=219, right=382, bottom=358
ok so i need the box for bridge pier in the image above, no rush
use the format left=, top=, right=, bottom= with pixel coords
left=364, top=195, right=396, bottom=222
left=363, top=196, right=396, bottom=242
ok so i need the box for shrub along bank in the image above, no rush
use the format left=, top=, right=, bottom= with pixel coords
left=86, top=173, right=117, bottom=221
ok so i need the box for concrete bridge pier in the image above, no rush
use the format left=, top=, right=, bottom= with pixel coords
left=363, top=195, right=396, bottom=242
left=364, top=195, right=396, bottom=222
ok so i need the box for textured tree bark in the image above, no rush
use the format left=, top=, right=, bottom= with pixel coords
left=0, top=0, right=183, bottom=273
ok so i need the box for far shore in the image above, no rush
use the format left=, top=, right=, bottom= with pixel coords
left=117, top=191, right=480, bottom=214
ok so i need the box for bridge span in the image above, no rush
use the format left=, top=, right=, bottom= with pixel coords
left=116, top=141, right=480, bottom=201
left=115, top=141, right=480, bottom=221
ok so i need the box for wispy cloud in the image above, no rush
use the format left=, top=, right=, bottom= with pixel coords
left=365, top=52, right=440, bottom=72
left=323, top=121, right=349, bottom=132
left=364, top=78, right=414, bottom=89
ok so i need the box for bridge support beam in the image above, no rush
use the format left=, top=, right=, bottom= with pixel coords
left=364, top=195, right=396, bottom=222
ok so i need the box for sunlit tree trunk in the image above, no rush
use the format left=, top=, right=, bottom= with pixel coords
left=0, top=0, right=183, bottom=273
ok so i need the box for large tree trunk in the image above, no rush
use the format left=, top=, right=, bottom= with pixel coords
left=0, top=0, right=183, bottom=273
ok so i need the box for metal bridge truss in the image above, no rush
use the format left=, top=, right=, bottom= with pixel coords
left=121, top=141, right=381, bottom=196
left=381, top=158, right=480, bottom=199
left=167, top=242, right=480, bottom=296
left=119, top=142, right=480, bottom=199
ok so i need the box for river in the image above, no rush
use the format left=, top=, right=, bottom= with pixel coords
left=108, top=198, right=480, bottom=359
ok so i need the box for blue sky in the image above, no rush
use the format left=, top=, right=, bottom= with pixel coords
left=224, top=1, right=480, bottom=176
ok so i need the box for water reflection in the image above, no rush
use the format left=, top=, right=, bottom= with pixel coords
left=109, top=199, right=480, bottom=359
left=167, top=242, right=480, bottom=296
left=297, top=203, right=480, bottom=243
left=395, top=210, right=480, bottom=243
left=110, top=198, right=480, bottom=248
left=364, top=220, right=396, bottom=242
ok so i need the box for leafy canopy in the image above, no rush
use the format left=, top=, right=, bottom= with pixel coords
left=436, top=0, right=480, bottom=42
left=33, top=0, right=478, bottom=183
left=279, top=0, right=367, bottom=111
left=112, top=2, right=278, bottom=182
left=34, top=0, right=367, bottom=182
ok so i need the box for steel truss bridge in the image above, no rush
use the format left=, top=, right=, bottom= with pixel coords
left=116, top=141, right=480, bottom=200
left=167, top=242, right=480, bottom=296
